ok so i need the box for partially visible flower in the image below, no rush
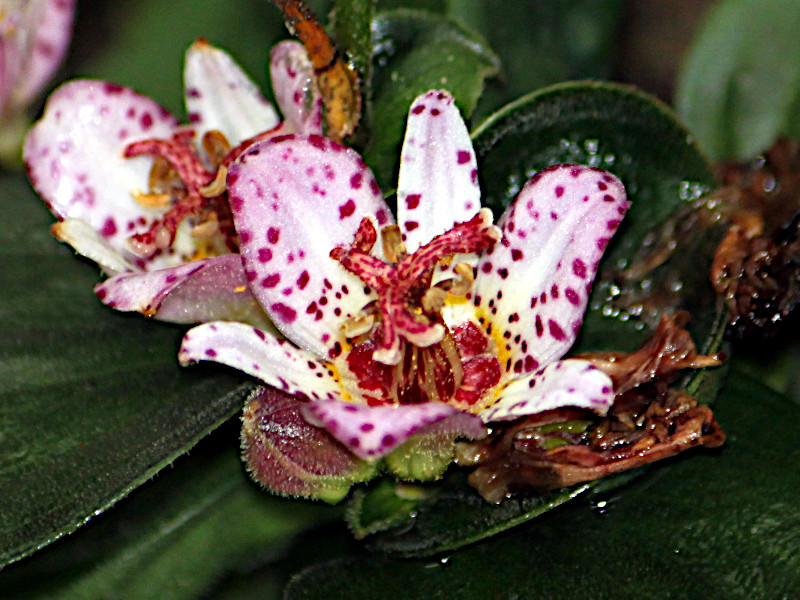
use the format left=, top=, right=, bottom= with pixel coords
left=178, top=90, right=630, bottom=497
left=24, top=39, right=322, bottom=326
left=0, top=0, right=75, bottom=159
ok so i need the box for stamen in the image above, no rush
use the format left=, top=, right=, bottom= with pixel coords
left=200, top=166, right=228, bottom=197
left=190, top=211, right=220, bottom=238
left=131, top=188, right=172, bottom=209
left=422, top=287, right=447, bottom=312
left=381, top=224, right=407, bottom=263
left=342, top=312, right=376, bottom=338
left=202, top=130, right=232, bottom=168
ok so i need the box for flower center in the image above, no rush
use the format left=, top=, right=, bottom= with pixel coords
left=331, top=210, right=503, bottom=409
left=123, top=126, right=281, bottom=261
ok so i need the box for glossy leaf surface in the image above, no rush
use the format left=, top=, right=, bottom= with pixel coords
left=287, top=368, right=800, bottom=599
left=0, top=177, right=250, bottom=566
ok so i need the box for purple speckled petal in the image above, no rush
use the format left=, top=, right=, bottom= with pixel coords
left=96, top=253, right=273, bottom=327
left=183, top=39, right=280, bottom=147
left=51, top=218, right=138, bottom=275
left=23, top=79, right=178, bottom=260
left=179, top=321, right=343, bottom=401
left=227, top=134, right=393, bottom=360
left=396, top=90, right=481, bottom=253
left=480, top=359, right=615, bottom=422
left=269, top=40, right=323, bottom=135
left=302, top=398, right=486, bottom=461
left=5, top=0, right=76, bottom=111
left=473, top=164, right=629, bottom=377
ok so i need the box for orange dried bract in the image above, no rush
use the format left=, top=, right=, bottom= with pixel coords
left=271, top=0, right=361, bottom=141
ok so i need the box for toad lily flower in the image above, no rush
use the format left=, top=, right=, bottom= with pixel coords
left=179, top=90, right=629, bottom=491
left=0, top=0, right=75, bottom=160
left=24, top=39, right=322, bottom=326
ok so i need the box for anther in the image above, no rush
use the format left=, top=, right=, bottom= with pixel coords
left=381, top=224, right=407, bottom=263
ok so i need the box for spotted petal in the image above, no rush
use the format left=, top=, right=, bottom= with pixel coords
left=227, top=134, right=393, bottom=359
left=179, top=321, right=342, bottom=401
left=397, top=90, right=481, bottom=253
left=183, top=40, right=280, bottom=147
left=24, top=79, right=179, bottom=262
left=269, top=41, right=323, bottom=135
left=4, top=0, right=76, bottom=111
left=95, top=253, right=272, bottom=327
left=51, top=218, right=138, bottom=275
left=474, top=164, right=629, bottom=376
left=480, top=359, right=614, bottom=422
left=302, top=398, right=486, bottom=461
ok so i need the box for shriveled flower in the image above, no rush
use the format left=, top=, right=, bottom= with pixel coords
left=179, top=90, right=629, bottom=496
left=0, top=0, right=75, bottom=159
left=24, top=39, right=322, bottom=326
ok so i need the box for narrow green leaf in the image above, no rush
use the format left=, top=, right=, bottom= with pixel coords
left=0, top=177, right=250, bottom=566
left=286, top=367, right=800, bottom=599
left=0, top=425, right=336, bottom=600
left=364, top=9, right=500, bottom=186
left=675, top=0, right=800, bottom=160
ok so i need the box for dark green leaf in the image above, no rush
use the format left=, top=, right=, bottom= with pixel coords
left=0, top=424, right=336, bottom=600
left=364, top=9, right=500, bottom=186
left=346, top=83, right=727, bottom=556
left=449, top=0, right=625, bottom=120
left=0, top=177, right=250, bottom=566
left=286, top=367, right=800, bottom=599
left=675, top=0, right=800, bottom=160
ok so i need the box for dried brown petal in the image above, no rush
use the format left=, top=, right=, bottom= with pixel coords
left=577, top=311, right=722, bottom=395
left=456, top=317, right=724, bottom=503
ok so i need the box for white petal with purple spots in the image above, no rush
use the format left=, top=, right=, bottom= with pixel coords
left=179, top=321, right=343, bottom=400
left=473, top=164, right=629, bottom=376
left=184, top=40, right=280, bottom=147
left=51, top=218, right=138, bottom=275
left=302, top=398, right=485, bottom=461
left=397, top=90, right=481, bottom=253
left=23, top=79, right=179, bottom=263
left=269, top=41, right=323, bottom=136
left=227, top=134, right=393, bottom=360
left=480, top=359, right=614, bottom=422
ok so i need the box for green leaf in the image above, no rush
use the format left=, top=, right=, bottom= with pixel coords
left=346, top=83, right=727, bottom=556
left=448, top=0, right=625, bottom=120
left=364, top=9, right=500, bottom=186
left=286, top=367, right=800, bottom=599
left=0, top=424, right=336, bottom=600
left=0, top=176, right=250, bottom=566
left=675, top=0, right=800, bottom=160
